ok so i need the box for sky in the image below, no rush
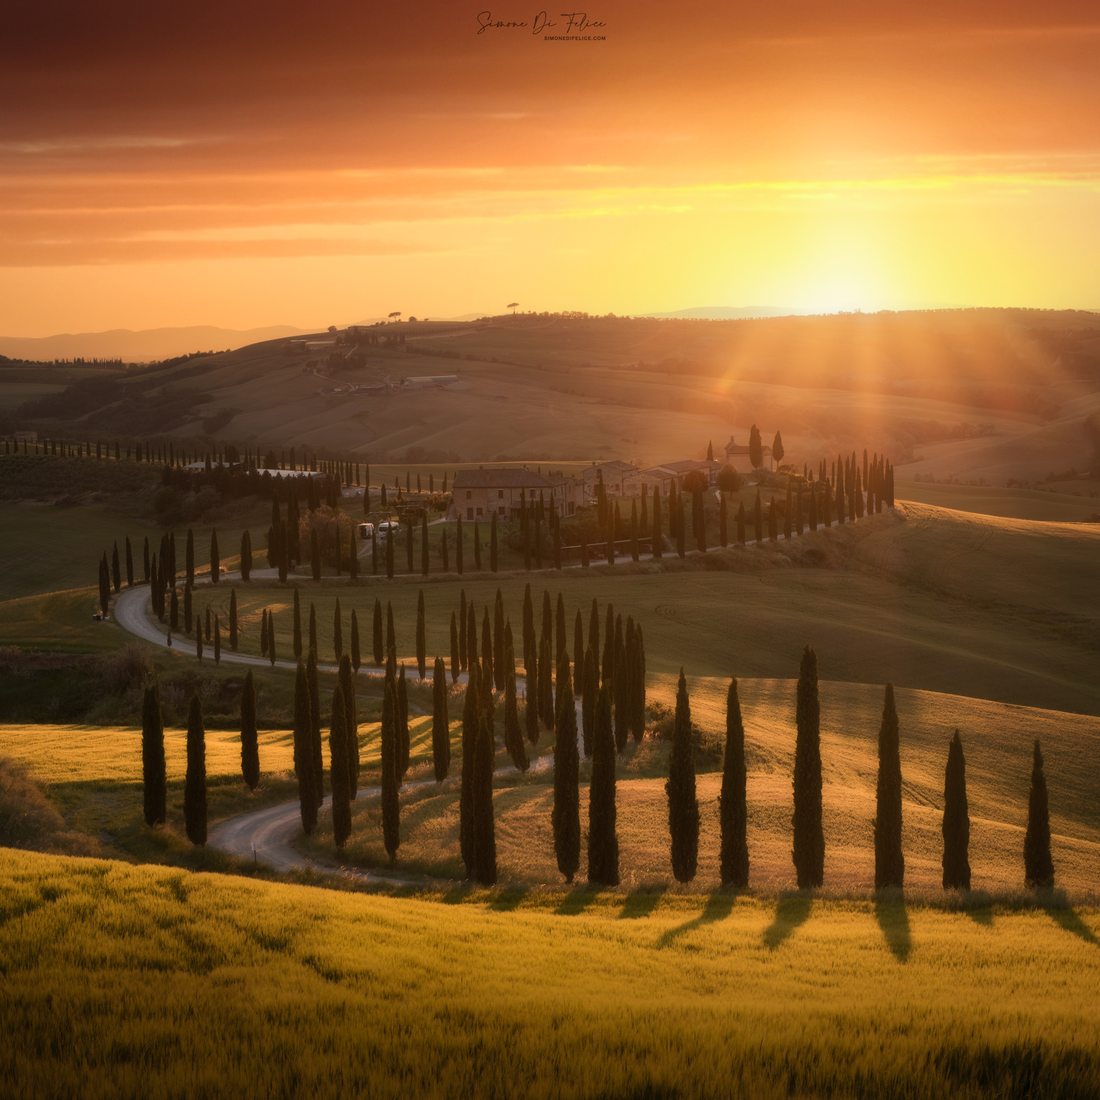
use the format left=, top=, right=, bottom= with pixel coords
left=1, top=0, right=1097, bottom=334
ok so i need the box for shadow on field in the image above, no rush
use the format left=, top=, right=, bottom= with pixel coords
left=619, top=886, right=666, bottom=920
left=557, top=885, right=601, bottom=916
left=874, top=890, right=912, bottom=962
left=1045, top=902, right=1099, bottom=946
left=657, top=891, right=735, bottom=948
left=440, top=883, right=473, bottom=905
left=763, top=893, right=812, bottom=950
left=489, top=886, right=530, bottom=912
left=963, top=891, right=995, bottom=927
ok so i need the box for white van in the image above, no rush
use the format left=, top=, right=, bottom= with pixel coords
left=376, top=520, right=400, bottom=538
left=358, top=522, right=375, bottom=540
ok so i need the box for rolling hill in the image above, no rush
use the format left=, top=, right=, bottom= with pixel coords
left=7, top=309, right=1100, bottom=485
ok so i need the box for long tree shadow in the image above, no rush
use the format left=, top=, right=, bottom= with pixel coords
left=440, top=883, right=473, bottom=906
left=657, top=891, right=736, bottom=948
left=619, top=886, right=666, bottom=920
left=489, top=886, right=530, bottom=912
left=763, top=893, right=812, bottom=951
left=962, top=891, right=995, bottom=927
left=1045, top=900, right=1099, bottom=946
left=557, top=884, right=601, bottom=916
left=874, top=889, right=912, bottom=962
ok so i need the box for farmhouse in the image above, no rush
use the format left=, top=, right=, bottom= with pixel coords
left=449, top=467, right=583, bottom=521
left=724, top=433, right=773, bottom=474
left=581, top=460, right=639, bottom=495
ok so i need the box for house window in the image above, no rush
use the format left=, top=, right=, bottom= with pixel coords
left=476, top=507, right=483, bottom=517
left=498, top=505, right=506, bottom=515
left=465, top=490, right=472, bottom=500
left=466, top=507, right=473, bottom=520
left=497, top=489, right=504, bottom=499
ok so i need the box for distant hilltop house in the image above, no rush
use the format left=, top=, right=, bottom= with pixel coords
left=449, top=467, right=583, bottom=522
left=724, top=433, right=773, bottom=474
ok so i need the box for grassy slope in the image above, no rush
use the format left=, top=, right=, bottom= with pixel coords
left=3, top=848, right=1100, bottom=1097
left=898, top=480, right=1100, bottom=521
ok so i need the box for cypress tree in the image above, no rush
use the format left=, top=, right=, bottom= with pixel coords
left=397, top=666, right=410, bottom=779
left=554, top=593, right=567, bottom=665
left=293, top=662, right=317, bottom=834
left=98, top=553, right=110, bottom=616
left=169, top=587, right=180, bottom=631
left=481, top=607, right=494, bottom=690
left=458, top=588, right=469, bottom=670
left=339, top=655, right=359, bottom=796
left=372, top=597, right=384, bottom=665
left=333, top=599, right=343, bottom=662
left=185, top=528, right=195, bottom=587
left=210, top=529, right=220, bottom=584
left=111, top=542, right=121, bottom=593
left=942, top=730, right=971, bottom=890
left=537, top=631, right=554, bottom=729
left=719, top=677, right=749, bottom=888
left=494, top=589, right=506, bottom=692
left=240, top=529, right=252, bottom=581
left=601, top=603, right=615, bottom=689
left=465, top=601, right=478, bottom=682
left=450, top=610, right=460, bottom=683
left=588, top=598, right=600, bottom=683
left=541, top=589, right=553, bottom=652
left=613, top=633, right=629, bottom=753
left=143, top=535, right=151, bottom=582
left=792, top=646, right=825, bottom=888
left=460, top=665, right=481, bottom=874
left=267, top=610, right=277, bottom=666
left=329, top=684, right=352, bottom=849
left=125, top=535, right=134, bottom=587
left=503, top=624, right=528, bottom=772
left=229, top=588, right=239, bottom=650
left=184, top=694, right=208, bottom=846
left=306, top=649, right=324, bottom=807
left=351, top=608, right=361, bottom=672
left=667, top=668, right=699, bottom=882
left=381, top=673, right=400, bottom=863
left=581, top=645, right=597, bottom=757
left=240, top=668, right=259, bottom=791
left=552, top=660, right=581, bottom=883
left=432, top=656, right=451, bottom=781
left=472, top=695, right=498, bottom=885
left=572, top=610, right=585, bottom=694
left=141, top=681, right=167, bottom=827
left=1024, top=740, right=1054, bottom=889
left=874, top=683, right=905, bottom=889
left=521, top=583, right=534, bottom=673
left=524, top=662, right=540, bottom=745
left=588, top=682, right=619, bottom=886
left=416, top=590, right=427, bottom=679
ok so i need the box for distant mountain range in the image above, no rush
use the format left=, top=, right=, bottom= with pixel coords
left=0, top=325, right=312, bottom=363
left=644, top=306, right=813, bottom=320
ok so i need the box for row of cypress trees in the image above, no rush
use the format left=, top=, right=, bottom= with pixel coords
left=140, top=684, right=208, bottom=846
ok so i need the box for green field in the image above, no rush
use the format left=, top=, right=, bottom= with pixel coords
left=3, top=848, right=1100, bottom=1097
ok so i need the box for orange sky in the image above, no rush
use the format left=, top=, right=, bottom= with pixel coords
left=1, top=0, right=1097, bottom=334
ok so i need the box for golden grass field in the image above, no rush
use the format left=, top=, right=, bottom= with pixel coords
left=2, top=847, right=1100, bottom=1098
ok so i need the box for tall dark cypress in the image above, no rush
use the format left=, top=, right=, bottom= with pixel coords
left=306, top=649, right=324, bottom=807
left=98, top=553, right=110, bottom=616
left=240, top=668, right=260, bottom=791
left=555, top=592, right=567, bottom=665
left=124, top=535, right=134, bottom=587
left=481, top=607, right=494, bottom=690
left=387, top=601, right=397, bottom=666
left=1024, top=740, right=1054, bottom=889
left=502, top=623, right=528, bottom=772
left=581, top=646, right=597, bottom=757
left=471, top=695, right=498, bottom=886
left=588, top=683, right=619, bottom=885
left=397, top=665, right=410, bottom=779
left=141, top=681, right=167, bottom=827
left=240, top=529, right=252, bottom=581
left=460, top=665, right=481, bottom=875
left=381, top=674, right=400, bottom=864
left=588, top=598, right=600, bottom=683
left=432, top=656, right=451, bottom=782
left=493, top=588, right=506, bottom=692
left=415, top=590, right=427, bottom=679
left=293, top=662, right=317, bottom=834
left=573, top=610, right=585, bottom=695
left=666, top=669, right=699, bottom=882
left=350, top=608, right=361, bottom=672
left=111, top=541, right=121, bottom=592
left=941, top=730, right=971, bottom=890
left=552, top=660, right=581, bottom=883
left=329, top=684, right=352, bottom=849
left=459, top=588, right=469, bottom=670
left=184, top=694, right=207, bottom=846
left=372, top=597, right=384, bottom=665
left=339, top=654, right=359, bottom=796
left=792, top=646, right=825, bottom=888
left=874, top=683, right=904, bottom=889
left=210, top=529, right=220, bottom=584
left=522, top=583, right=534, bottom=673
left=719, top=677, right=749, bottom=888
left=449, top=611, right=460, bottom=683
